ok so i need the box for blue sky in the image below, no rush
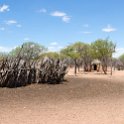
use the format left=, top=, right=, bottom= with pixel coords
left=0, top=0, right=124, bottom=57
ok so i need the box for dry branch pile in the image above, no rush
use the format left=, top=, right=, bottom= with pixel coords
left=0, top=57, right=67, bottom=88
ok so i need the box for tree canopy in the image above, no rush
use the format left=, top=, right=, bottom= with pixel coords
left=91, top=38, right=116, bottom=74
left=39, top=52, right=60, bottom=59
left=0, top=39, right=119, bottom=74
left=9, top=41, right=47, bottom=60
left=119, top=54, right=124, bottom=65
left=91, top=38, right=116, bottom=60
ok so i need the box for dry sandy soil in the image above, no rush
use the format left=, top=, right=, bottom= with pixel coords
left=0, top=69, right=124, bottom=124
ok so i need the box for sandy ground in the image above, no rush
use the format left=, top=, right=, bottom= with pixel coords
left=0, top=69, right=124, bottom=124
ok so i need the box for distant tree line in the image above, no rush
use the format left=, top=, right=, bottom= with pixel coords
left=0, top=38, right=124, bottom=76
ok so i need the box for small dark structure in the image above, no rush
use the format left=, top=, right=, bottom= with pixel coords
left=93, top=64, right=97, bottom=70
left=91, top=59, right=101, bottom=71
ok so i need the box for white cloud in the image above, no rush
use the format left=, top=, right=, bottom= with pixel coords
left=113, top=47, right=124, bottom=58
left=51, top=11, right=66, bottom=17
left=51, top=11, right=71, bottom=23
left=16, top=24, right=22, bottom=28
left=0, top=4, right=9, bottom=12
left=5, top=20, right=22, bottom=28
left=0, top=27, right=5, bottom=31
left=6, top=20, right=17, bottom=25
left=102, top=24, right=116, bottom=33
left=24, top=37, right=30, bottom=41
left=38, top=8, right=47, bottom=13
left=62, top=16, right=70, bottom=23
left=50, top=42, right=58, bottom=46
left=0, top=46, right=13, bottom=52
left=48, top=42, right=63, bottom=51
left=48, top=46, right=63, bottom=52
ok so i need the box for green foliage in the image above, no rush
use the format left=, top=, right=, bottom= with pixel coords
left=81, top=43, right=92, bottom=59
left=0, top=52, right=8, bottom=60
left=9, top=41, right=47, bottom=60
left=91, top=39, right=116, bottom=60
left=91, top=38, right=116, bottom=74
left=39, top=52, right=60, bottom=59
left=119, top=54, right=124, bottom=64
left=60, top=41, right=85, bottom=59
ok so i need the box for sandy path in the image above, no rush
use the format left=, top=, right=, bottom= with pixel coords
left=0, top=70, right=124, bottom=124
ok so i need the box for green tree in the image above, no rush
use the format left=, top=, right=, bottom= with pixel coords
left=60, top=41, right=93, bottom=74
left=60, top=42, right=81, bottom=75
left=91, top=38, right=116, bottom=74
left=39, top=52, right=60, bottom=59
left=0, top=52, right=8, bottom=60
left=60, top=41, right=94, bottom=74
left=119, top=54, right=124, bottom=66
left=9, top=42, right=47, bottom=60
left=80, top=43, right=93, bottom=72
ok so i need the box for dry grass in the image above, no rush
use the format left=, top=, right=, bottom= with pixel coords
left=0, top=69, right=124, bottom=124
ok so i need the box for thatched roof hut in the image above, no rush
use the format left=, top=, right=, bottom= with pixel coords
left=91, top=59, right=101, bottom=71
left=91, top=59, right=101, bottom=65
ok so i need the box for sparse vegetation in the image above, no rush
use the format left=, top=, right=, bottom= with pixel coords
left=0, top=44, right=67, bottom=87
left=0, top=38, right=123, bottom=87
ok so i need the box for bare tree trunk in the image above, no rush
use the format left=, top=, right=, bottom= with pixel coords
left=74, top=59, right=77, bottom=75
left=102, top=65, right=107, bottom=74
left=110, top=57, right=113, bottom=75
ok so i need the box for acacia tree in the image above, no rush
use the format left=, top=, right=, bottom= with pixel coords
left=119, top=54, right=124, bottom=69
left=91, top=39, right=116, bottom=74
left=119, top=54, right=124, bottom=63
left=80, top=43, right=93, bottom=72
left=39, top=52, right=60, bottom=59
left=60, top=42, right=81, bottom=75
left=9, top=42, right=47, bottom=60
left=60, top=41, right=93, bottom=74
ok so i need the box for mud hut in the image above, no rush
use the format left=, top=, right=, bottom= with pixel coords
left=91, top=59, right=101, bottom=71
